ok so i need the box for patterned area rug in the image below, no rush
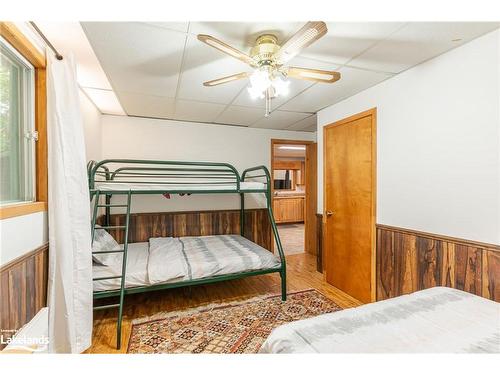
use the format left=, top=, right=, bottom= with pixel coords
left=127, top=289, right=342, bottom=354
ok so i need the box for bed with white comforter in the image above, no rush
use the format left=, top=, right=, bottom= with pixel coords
left=93, top=234, right=280, bottom=292
left=260, top=287, right=500, bottom=353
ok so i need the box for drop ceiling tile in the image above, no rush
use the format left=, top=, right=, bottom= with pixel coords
left=350, top=22, right=500, bottom=73
left=285, top=114, right=317, bottom=131
left=300, top=22, right=405, bottom=65
left=251, top=111, right=310, bottom=130
left=118, top=92, right=175, bottom=119
left=82, top=87, right=125, bottom=115
left=143, top=22, right=190, bottom=33
left=188, top=22, right=305, bottom=51
left=279, top=66, right=393, bottom=113
left=215, top=105, right=265, bottom=126
left=81, top=22, right=186, bottom=97
left=303, top=124, right=318, bottom=132
left=177, top=35, right=250, bottom=104
left=174, top=100, right=226, bottom=123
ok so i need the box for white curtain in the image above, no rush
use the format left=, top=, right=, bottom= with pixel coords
left=46, top=51, right=93, bottom=353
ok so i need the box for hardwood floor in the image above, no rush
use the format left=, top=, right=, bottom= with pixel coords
left=87, top=253, right=361, bottom=353
left=278, top=223, right=305, bottom=255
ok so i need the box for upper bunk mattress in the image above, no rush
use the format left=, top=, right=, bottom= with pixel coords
left=93, top=234, right=280, bottom=292
left=259, top=287, right=500, bottom=353
left=94, top=181, right=266, bottom=192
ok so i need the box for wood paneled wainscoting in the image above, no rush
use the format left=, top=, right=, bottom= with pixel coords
left=376, top=225, right=500, bottom=302
left=101, top=209, right=272, bottom=251
left=0, top=244, right=49, bottom=348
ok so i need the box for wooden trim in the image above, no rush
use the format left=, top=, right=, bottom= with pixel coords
left=0, top=201, right=47, bottom=220
left=376, top=224, right=500, bottom=252
left=35, top=68, right=48, bottom=203
left=270, top=139, right=315, bottom=253
left=0, top=243, right=48, bottom=273
left=0, top=23, right=48, bottom=220
left=0, top=22, right=45, bottom=68
left=322, top=108, right=377, bottom=302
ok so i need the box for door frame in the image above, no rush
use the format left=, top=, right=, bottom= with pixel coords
left=270, top=139, right=317, bottom=254
left=322, top=108, right=377, bottom=302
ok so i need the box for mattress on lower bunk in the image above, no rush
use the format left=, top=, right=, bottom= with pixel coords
left=94, top=181, right=265, bottom=192
left=93, top=235, right=280, bottom=292
left=259, top=287, right=500, bottom=353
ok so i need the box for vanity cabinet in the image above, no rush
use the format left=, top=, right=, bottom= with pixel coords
left=273, top=196, right=305, bottom=223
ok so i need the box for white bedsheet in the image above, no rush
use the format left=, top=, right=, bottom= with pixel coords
left=94, top=181, right=265, bottom=192
left=93, top=242, right=149, bottom=291
left=93, top=235, right=280, bottom=292
left=260, top=287, right=500, bottom=353
left=3, top=308, right=49, bottom=354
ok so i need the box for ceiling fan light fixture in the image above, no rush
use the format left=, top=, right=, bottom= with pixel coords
left=198, top=22, right=337, bottom=117
left=249, top=70, right=272, bottom=93
left=248, top=69, right=290, bottom=101
left=272, top=76, right=290, bottom=97
left=248, top=85, right=265, bottom=100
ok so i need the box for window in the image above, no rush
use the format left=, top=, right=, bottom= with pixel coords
left=0, top=36, right=36, bottom=206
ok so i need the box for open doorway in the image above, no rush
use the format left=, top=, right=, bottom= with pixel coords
left=271, top=139, right=317, bottom=257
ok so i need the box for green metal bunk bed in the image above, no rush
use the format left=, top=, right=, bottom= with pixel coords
left=87, top=159, right=286, bottom=349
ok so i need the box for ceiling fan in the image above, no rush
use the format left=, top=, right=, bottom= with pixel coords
left=197, top=21, right=341, bottom=117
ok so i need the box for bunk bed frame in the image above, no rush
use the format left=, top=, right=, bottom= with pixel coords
left=87, top=159, right=286, bottom=349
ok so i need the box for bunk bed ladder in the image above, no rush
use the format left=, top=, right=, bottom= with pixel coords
left=91, top=189, right=132, bottom=350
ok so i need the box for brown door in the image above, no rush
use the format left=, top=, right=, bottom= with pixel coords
left=323, top=109, right=376, bottom=303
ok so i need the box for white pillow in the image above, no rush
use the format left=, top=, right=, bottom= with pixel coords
left=92, top=226, right=122, bottom=266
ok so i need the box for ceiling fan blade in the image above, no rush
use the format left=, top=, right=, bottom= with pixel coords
left=198, top=34, right=256, bottom=66
left=286, top=67, right=341, bottom=83
left=203, top=72, right=250, bottom=87
left=275, top=21, right=328, bottom=64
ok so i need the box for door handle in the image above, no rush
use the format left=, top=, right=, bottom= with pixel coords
left=326, top=210, right=334, bottom=217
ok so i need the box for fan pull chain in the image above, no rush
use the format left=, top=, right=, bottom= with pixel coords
left=265, top=89, right=271, bottom=117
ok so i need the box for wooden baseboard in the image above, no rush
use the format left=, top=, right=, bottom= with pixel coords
left=0, top=243, right=49, bottom=348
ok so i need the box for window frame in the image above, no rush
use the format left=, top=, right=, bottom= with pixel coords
left=0, top=22, right=47, bottom=220
left=1, top=36, right=36, bottom=205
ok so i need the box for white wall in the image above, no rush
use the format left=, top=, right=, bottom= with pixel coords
left=101, top=115, right=315, bottom=212
left=0, top=212, right=48, bottom=265
left=318, top=29, right=500, bottom=245
left=80, top=88, right=102, bottom=161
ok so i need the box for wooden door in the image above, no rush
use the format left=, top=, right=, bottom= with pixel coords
left=323, top=109, right=376, bottom=303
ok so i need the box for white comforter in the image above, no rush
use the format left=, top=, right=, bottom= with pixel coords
left=260, top=287, right=500, bottom=353
left=148, top=235, right=281, bottom=284
left=93, top=235, right=280, bottom=291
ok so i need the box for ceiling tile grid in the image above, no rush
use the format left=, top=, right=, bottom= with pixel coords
left=81, top=21, right=500, bottom=131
